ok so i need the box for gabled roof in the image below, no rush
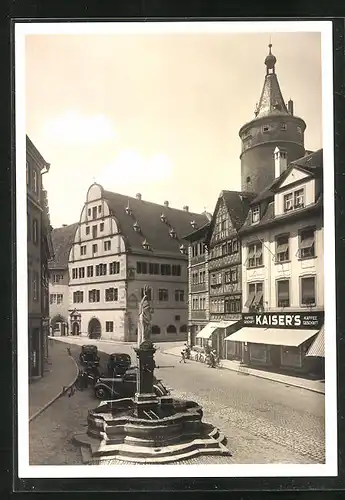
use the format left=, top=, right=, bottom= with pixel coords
left=183, top=222, right=211, bottom=242
left=205, top=190, right=256, bottom=244
left=103, top=190, right=209, bottom=257
left=251, top=149, right=323, bottom=204
left=49, top=223, right=78, bottom=270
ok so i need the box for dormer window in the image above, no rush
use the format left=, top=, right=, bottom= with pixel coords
left=294, top=189, right=305, bottom=208
left=262, top=124, right=270, bottom=133
left=190, top=220, right=197, bottom=229
left=284, top=188, right=305, bottom=212
left=142, top=239, right=151, bottom=250
left=251, top=206, right=260, bottom=223
left=160, top=213, right=167, bottom=223
left=179, top=244, right=187, bottom=255
left=125, top=204, right=132, bottom=215
left=169, top=228, right=177, bottom=239
left=284, top=193, right=294, bottom=212
left=280, top=123, right=287, bottom=131
left=133, top=221, right=141, bottom=232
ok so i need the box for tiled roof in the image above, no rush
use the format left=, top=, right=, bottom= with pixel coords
left=49, top=223, right=78, bottom=270
left=255, top=72, right=289, bottom=118
left=221, top=191, right=257, bottom=230
left=251, top=149, right=323, bottom=204
left=183, top=222, right=211, bottom=242
left=103, top=191, right=209, bottom=257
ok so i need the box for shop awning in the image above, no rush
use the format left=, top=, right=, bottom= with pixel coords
left=196, top=323, right=219, bottom=339
left=196, top=321, right=238, bottom=339
left=306, top=326, right=324, bottom=357
left=224, top=327, right=318, bottom=347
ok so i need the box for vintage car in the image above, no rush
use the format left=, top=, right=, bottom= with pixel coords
left=106, top=352, right=132, bottom=376
left=93, top=367, right=169, bottom=400
left=79, top=345, right=100, bottom=367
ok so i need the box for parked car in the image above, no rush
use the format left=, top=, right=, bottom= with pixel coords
left=79, top=345, right=100, bottom=367
left=106, top=352, right=132, bottom=376
left=93, top=367, right=169, bottom=400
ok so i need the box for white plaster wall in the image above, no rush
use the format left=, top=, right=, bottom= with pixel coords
left=78, top=309, right=127, bottom=341
left=275, top=179, right=316, bottom=216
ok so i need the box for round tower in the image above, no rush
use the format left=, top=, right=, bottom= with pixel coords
left=239, top=44, right=306, bottom=194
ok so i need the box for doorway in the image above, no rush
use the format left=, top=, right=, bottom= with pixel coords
left=72, top=322, right=80, bottom=336
left=88, top=318, right=101, bottom=339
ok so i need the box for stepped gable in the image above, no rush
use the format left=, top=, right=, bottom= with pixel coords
left=103, top=190, right=209, bottom=257
left=49, top=223, right=78, bottom=270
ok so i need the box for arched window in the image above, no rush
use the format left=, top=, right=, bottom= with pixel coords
left=180, top=325, right=187, bottom=334
left=167, top=325, right=177, bottom=334
left=151, top=325, right=161, bottom=335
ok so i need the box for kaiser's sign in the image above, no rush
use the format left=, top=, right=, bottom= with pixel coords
left=242, top=312, right=324, bottom=329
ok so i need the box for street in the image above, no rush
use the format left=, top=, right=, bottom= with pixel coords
left=29, top=337, right=325, bottom=465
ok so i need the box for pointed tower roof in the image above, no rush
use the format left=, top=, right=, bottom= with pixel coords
left=254, top=44, right=289, bottom=118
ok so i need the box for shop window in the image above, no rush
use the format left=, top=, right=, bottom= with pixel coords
left=167, top=325, right=177, bottom=334
left=106, top=321, right=114, bottom=333
left=277, top=279, right=290, bottom=308
left=246, top=282, right=263, bottom=310
left=158, top=289, right=169, bottom=301
left=275, top=235, right=289, bottom=262
left=151, top=325, right=160, bottom=335
left=249, top=344, right=269, bottom=363
left=301, top=276, right=316, bottom=306
left=247, top=242, right=263, bottom=268
left=299, top=228, right=315, bottom=259
left=251, top=206, right=260, bottom=224
left=281, top=346, right=302, bottom=368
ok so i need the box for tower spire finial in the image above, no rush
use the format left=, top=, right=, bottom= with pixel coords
left=265, top=41, right=276, bottom=74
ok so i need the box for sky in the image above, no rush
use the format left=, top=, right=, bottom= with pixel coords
left=25, top=29, right=323, bottom=228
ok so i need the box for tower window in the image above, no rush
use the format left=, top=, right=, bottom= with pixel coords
left=262, top=125, right=270, bottom=133
left=246, top=176, right=251, bottom=184
left=280, top=123, right=287, bottom=130
left=297, top=126, right=302, bottom=134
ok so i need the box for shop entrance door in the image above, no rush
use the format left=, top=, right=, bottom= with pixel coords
left=270, top=345, right=281, bottom=368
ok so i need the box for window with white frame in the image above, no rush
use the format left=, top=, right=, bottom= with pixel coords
left=175, top=289, right=185, bottom=302
left=299, top=228, right=315, bottom=259
left=80, top=245, right=86, bottom=256
left=96, top=263, right=107, bottom=276
left=275, top=235, right=289, bottom=262
left=106, top=321, right=114, bottom=333
left=92, top=244, right=98, bottom=254
left=247, top=242, right=263, bottom=268
left=78, top=267, right=85, bottom=279
left=105, top=288, right=118, bottom=302
left=284, top=193, right=294, bottom=212
left=109, top=261, right=120, bottom=274
left=53, top=273, right=63, bottom=284
left=294, top=189, right=305, bottom=208
left=87, top=265, right=93, bottom=277
left=300, top=276, right=316, bottom=306
left=158, top=289, right=169, bottom=301
left=89, top=289, right=100, bottom=302
left=284, top=188, right=305, bottom=212
left=73, top=291, right=83, bottom=303
left=251, top=206, right=260, bottom=223
left=72, top=268, right=78, bottom=279
left=92, top=206, right=97, bottom=219
left=245, top=282, right=263, bottom=310
left=104, top=240, right=111, bottom=251
left=86, top=226, right=90, bottom=235
left=277, top=279, right=290, bottom=308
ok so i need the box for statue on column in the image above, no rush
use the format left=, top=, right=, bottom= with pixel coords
left=137, top=285, right=152, bottom=347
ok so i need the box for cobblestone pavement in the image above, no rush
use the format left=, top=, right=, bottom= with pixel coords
left=31, top=339, right=325, bottom=465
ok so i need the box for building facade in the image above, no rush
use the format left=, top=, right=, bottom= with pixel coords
left=67, top=183, right=209, bottom=341
left=49, top=223, right=78, bottom=336
left=228, top=149, right=324, bottom=374
left=27, top=135, right=53, bottom=380
left=184, top=223, right=210, bottom=347
left=239, top=44, right=306, bottom=194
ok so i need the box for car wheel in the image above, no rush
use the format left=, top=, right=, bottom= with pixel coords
left=94, top=387, right=110, bottom=400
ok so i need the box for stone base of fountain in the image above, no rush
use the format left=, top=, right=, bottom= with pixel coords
left=73, top=395, right=230, bottom=464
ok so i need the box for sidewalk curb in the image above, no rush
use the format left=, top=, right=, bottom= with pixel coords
left=29, top=348, right=79, bottom=424
left=161, top=350, right=325, bottom=395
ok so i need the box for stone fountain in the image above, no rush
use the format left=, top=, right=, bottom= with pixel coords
left=74, top=287, right=230, bottom=464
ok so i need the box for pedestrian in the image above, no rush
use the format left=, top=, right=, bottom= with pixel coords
left=179, top=347, right=186, bottom=363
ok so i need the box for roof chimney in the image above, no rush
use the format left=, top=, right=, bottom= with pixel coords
left=164, top=200, right=169, bottom=207
left=183, top=205, right=189, bottom=212
left=287, top=99, right=294, bottom=115
left=136, top=193, right=142, bottom=200
left=274, top=147, right=288, bottom=178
